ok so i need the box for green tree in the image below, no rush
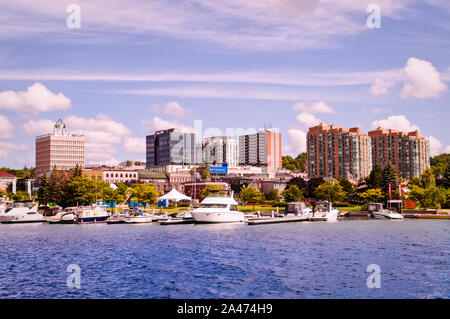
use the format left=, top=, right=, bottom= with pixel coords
left=358, top=188, right=384, bottom=204
left=47, top=166, right=65, bottom=205
left=201, top=185, right=226, bottom=200
left=281, top=185, right=304, bottom=202
left=367, top=164, right=383, bottom=189
left=266, top=188, right=280, bottom=202
left=420, top=168, right=436, bottom=189
left=130, top=183, right=159, bottom=206
left=12, top=190, right=30, bottom=201
left=314, top=181, right=345, bottom=203
left=410, top=185, right=447, bottom=211
left=338, top=178, right=354, bottom=196
left=282, top=153, right=307, bottom=171
left=380, top=162, right=400, bottom=196
left=443, top=164, right=450, bottom=189
left=240, top=185, right=263, bottom=211
left=37, top=174, right=49, bottom=206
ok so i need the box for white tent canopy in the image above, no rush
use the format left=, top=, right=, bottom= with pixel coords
left=157, top=188, right=192, bottom=202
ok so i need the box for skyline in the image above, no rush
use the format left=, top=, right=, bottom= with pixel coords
left=0, top=1, right=449, bottom=168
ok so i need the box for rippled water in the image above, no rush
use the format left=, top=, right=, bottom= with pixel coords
left=0, top=219, right=448, bottom=299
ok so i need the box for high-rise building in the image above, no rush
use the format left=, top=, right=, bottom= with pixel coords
left=203, top=136, right=239, bottom=167
left=146, top=128, right=198, bottom=168
left=368, top=127, right=430, bottom=180
left=239, top=129, right=282, bottom=174
left=307, top=123, right=372, bottom=181
left=35, top=119, right=85, bottom=176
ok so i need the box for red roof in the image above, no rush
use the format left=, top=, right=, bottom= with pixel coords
left=0, top=172, right=16, bottom=178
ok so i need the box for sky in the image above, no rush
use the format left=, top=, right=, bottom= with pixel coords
left=0, top=0, right=449, bottom=168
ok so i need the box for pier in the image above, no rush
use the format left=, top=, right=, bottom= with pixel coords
left=159, top=218, right=196, bottom=225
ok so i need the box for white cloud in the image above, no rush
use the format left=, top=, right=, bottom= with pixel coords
left=284, top=129, right=307, bottom=156
left=163, top=101, right=192, bottom=118
left=296, top=112, right=322, bottom=128
left=123, top=137, right=146, bottom=156
left=445, top=145, right=450, bottom=153
left=0, top=115, right=14, bottom=139
left=142, top=116, right=194, bottom=133
left=0, top=142, right=29, bottom=159
left=292, top=101, right=335, bottom=114
left=369, top=78, right=395, bottom=96
left=371, top=115, right=420, bottom=132
left=22, top=118, right=55, bottom=137
left=429, top=136, right=444, bottom=156
left=401, top=57, right=447, bottom=99
left=65, top=114, right=131, bottom=164
left=0, top=82, right=71, bottom=113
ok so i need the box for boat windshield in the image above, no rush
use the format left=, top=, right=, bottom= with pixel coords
left=200, top=204, right=228, bottom=208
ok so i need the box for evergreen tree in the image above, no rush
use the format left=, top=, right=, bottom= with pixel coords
left=443, top=164, right=450, bottom=189
left=37, top=174, right=49, bottom=206
left=367, top=164, right=383, bottom=189
left=380, top=162, right=399, bottom=196
left=47, top=166, right=65, bottom=205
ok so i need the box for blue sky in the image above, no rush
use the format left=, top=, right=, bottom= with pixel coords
left=0, top=0, right=449, bottom=168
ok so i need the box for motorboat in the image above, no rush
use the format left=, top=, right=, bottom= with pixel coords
left=191, top=194, right=244, bottom=223
left=368, top=203, right=404, bottom=220
left=124, top=211, right=153, bottom=224
left=75, top=205, right=109, bottom=224
left=308, top=201, right=340, bottom=222
left=0, top=202, right=44, bottom=224
left=285, top=202, right=312, bottom=219
left=176, top=211, right=193, bottom=219
left=47, top=207, right=77, bottom=224
left=106, top=212, right=129, bottom=224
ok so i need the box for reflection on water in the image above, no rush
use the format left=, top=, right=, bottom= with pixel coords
left=0, top=219, right=448, bottom=299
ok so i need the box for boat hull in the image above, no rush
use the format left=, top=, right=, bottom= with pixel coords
left=76, top=216, right=109, bottom=224
left=0, top=219, right=45, bottom=224
left=191, top=211, right=245, bottom=223
left=124, top=217, right=153, bottom=224
left=373, top=212, right=404, bottom=220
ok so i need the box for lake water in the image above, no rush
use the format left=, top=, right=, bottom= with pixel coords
left=0, top=219, right=448, bottom=299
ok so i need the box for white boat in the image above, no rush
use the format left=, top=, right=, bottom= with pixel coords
left=308, top=201, right=340, bottom=222
left=48, top=207, right=77, bottom=224
left=285, top=202, right=312, bottom=219
left=124, top=212, right=153, bottom=224
left=75, top=205, right=109, bottom=224
left=0, top=203, right=44, bottom=224
left=176, top=211, right=193, bottom=219
left=368, top=203, right=404, bottom=220
left=191, top=194, right=244, bottom=223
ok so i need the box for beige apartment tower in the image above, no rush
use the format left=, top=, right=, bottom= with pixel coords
left=35, top=119, right=85, bottom=176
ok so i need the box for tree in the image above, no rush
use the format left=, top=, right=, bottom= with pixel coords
left=307, top=177, right=325, bottom=199
left=130, top=183, right=159, bottom=206
left=367, top=164, right=383, bottom=189
left=358, top=188, right=384, bottom=204
left=314, top=181, right=345, bottom=203
left=240, top=185, right=263, bottom=211
left=443, top=164, right=450, bottom=189
left=281, top=185, right=304, bottom=202
left=282, top=153, right=307, bottom=171
left=288, top=177, right=308, bottom=195
left=338, top=178, right=354, bottom=196
left=266, top=188, right=280, bottom=202
left=380, top=162, right=399, bottom=195
left=410, top=185, right=447, bottom=211
left=420, top=168, right=436, bottom=189
left=47, top=166, right=65, bottom=205
left=201, top=185, right=226, bottom=200
left=37, top=174, right=49, bottom=206
left=12, top=190, right=30, bottom=201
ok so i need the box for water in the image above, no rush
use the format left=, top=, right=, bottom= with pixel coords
left=0, top=219, right=448, bottom=299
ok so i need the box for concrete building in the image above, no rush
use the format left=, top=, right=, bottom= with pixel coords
left=184, top=182, right=229, bottom=202
left=307, top=123, right=372, bottom=181
left=138, top=171, right=192, bottom=194
left=146, top=128, right=199, bottom=168
left=239, top=129, right=282, bottom=175
left=35, top=119, right=85, bottom=176
left=368, top=127, right=430, bottom=180
left=203, top=136, right=239, bottom=167
left=103, top=169, right=139, bottom=184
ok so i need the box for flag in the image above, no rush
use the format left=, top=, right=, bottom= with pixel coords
left=399, top=184, right=402, bottom=197
left=389, top=183, right=392, bottom=197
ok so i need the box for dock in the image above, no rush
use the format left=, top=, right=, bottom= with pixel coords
left=247, top=216, right=308, bottom=225
left=404, top=214, right=450, bottom=219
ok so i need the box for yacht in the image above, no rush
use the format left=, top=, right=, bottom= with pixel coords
left=47, top=207, right=77, bottom=224
left=191, top=194, right=244, bottom=223
left=368, top=203, right=404, bottom=220
left=0, top=203, right=44, bottom=224
left=75, top=205, right=109, bottom=224
left=308, top=201, right=340, bottom=222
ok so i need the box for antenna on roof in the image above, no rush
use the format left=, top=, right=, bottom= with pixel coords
left=264, top=122, right=272, bottom=130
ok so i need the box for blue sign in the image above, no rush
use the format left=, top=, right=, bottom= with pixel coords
left=208, top=162, right=228, bottom=174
